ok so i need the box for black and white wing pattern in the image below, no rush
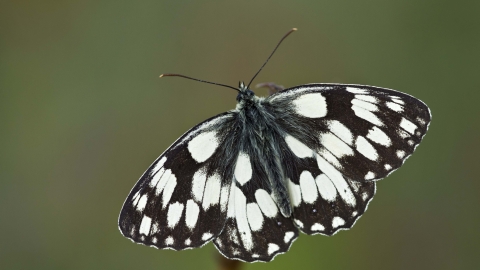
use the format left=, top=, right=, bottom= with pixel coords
left=118, top=112, right=238, bottom=250
left=214, top=152, right=299, bottom=262
left=264, top=83, right=430, bottom=236
left=119, top=82, right=430, bottom=263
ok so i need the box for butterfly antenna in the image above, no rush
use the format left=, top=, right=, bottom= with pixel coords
left=247, top=28, right=297, bottom=89
left=160, top=73, right=239, bottom=92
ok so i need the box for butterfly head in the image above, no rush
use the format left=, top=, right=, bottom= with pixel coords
left=236, top=81, right=255, bottom=102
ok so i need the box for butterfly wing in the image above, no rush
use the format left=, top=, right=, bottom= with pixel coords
left=119, top=83, right=431, bottom=260
left=265, top=84, right=430, bottom=235
left=118, top=112, right=238, bottom=250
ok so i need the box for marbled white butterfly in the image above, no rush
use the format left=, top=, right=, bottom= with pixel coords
left=118, top=28, right=431, bottom=262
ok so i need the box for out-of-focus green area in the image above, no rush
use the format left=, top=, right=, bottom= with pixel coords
left=1, top=1, right=479, bottom=269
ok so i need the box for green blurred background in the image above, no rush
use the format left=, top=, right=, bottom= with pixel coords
left=1, top=1, right=479, bottom=269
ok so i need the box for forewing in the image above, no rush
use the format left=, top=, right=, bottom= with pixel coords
left=267, top=83, right=431, bottom=182
left=118, top=112, right=238, bottom=250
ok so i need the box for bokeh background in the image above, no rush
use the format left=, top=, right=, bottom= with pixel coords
left=1, top=1, right=479, bottom=269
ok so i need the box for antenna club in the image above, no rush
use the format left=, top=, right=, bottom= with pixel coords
left=292, top=28, right=298, bottom=31
left=159, top=74, right=164, bottom=78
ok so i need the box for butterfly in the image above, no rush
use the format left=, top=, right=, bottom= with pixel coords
left=118, top=28, right=431, bottom=262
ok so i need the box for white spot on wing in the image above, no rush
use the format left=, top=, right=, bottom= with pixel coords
left=162, top=173, right=177, bottom=208
left=299, top=171, right=318, bottom=204
left=234, top=152, right=252, bottom=185
left=185, top=238, right=191, bottom=245
left=202, top=173, right=221, bottom=210
left=165, top=236, right=174, bottom=245
left=316, top=154, right=356, bottom=206
left=396, top=150, right=406, bottom=159
left=191, top=169, right=207, bottom=202
left=315, top=174, right=337, bottom=202
left=234, top=186, right=253, bottom=251
left=202, top=232, right=213, bottom=241
left=185, top=200, right=200, bottom=229
left=292, top=93, right=328, bottom=118
left=385, top=164, right=392, bottom=170
left=288, top=179, right=302, bottom=207
left=246, top=203, right=264, bottom=232
left=386, top=102, right=403, bottom=112
left=284, top=231, right=295, bottom=243
left=366, top=126, right=392, bottom=147
left=311, top=223, right=325, bottom=231
left=285, top=135, right=312, bottom=158
left=267, top=243, right=280, bottom=255
left=139, top=216, right=152, bottom=236
left=346, top=87, right=368, bottom=94
left=320, top=132, right=354, bottom=158
left=327, top=120, right=353, bottom=145
left=332, top=217, right=345, bottom=228
left=365, top=171, right=375, bottom=180
left=352, top=105, right=384, bottom=126
left=167, top=202, right=184, bottom=228
left=136, top=194, right=148, bottom=212
left=356, top=136, right=379, bottom=161
left=187, top=131, right=219, bottom=163
left=254, top=189, right=278, bottom=218
left=400, top=117, right=418, bottom=135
